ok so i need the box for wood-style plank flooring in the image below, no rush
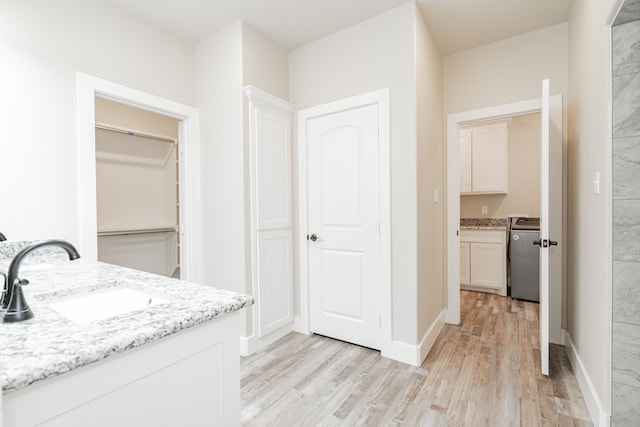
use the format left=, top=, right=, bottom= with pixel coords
left=241, top=290, right=593, bottom=426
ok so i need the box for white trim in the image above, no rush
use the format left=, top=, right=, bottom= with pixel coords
left=602, top=0, right=623, bottom=418
left=382, top=310, right=445, bottom=366
left=76, top=73, right=202, bottom=282
left=239, top=324, right=294, bottom=357
left=418, top=310, right=446, bottom=363
left=296, top=89, right=392, bottom=355
left=565, top=331, right=610, bottom=427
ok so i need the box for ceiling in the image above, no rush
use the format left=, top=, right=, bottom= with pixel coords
left=107, top=0, right=573, bottom=56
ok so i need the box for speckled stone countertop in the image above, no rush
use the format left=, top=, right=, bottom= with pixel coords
left=0, top=241, right=253, bottom=394
left=460, top=218, right=508, bottom=230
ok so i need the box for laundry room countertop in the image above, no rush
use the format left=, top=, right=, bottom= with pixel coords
left=460, top=218, right=508, bottom=230
left=0, top=240, right=253, bottom=394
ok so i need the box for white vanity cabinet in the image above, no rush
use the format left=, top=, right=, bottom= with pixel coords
left=460, top=229, right=506, bottom=296
left=459, top=119, right=509, bottom=195
left=243, top=86, right=295, bottom=355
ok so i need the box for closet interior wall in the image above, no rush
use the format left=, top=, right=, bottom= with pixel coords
left=95, top=97, right=181, bottom=278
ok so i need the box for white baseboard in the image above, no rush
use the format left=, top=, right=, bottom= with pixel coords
left=293, top=315, right=309, bottom=335
left=419, top=310, right=446, bottom=363
left=564, top=330, right=610, bottom=427
left=239, top=323, right=294, bottom=356
left=382, top=310, right=445, bottom=366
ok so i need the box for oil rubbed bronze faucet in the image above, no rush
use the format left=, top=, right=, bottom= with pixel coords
left=2, top=240, right=80, bottom=323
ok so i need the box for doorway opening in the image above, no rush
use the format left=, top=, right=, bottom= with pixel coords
left=458, top=113, right=540, bottom=298
left=76, top=73, right=202, bottom=282
left=445, top=94, right=564, bottom=349
left=94, top=97, right=182, bottom=278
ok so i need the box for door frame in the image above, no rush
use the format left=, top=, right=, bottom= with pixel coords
left=76, top=73, right=202, bottom=282
left=446, top=95, right=563, bottom=331
left=295, top=89, right=391, bottom=355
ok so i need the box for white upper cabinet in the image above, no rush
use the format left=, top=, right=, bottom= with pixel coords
left=459, top=120, right=509, bottom=195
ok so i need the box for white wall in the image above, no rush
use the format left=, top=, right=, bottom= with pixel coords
left=196, top=22, right=246, bottom=294
left=0, top=0, right=195, bottom=245
left=460, top=113, right=541, bottom=219
left=242, top=23, right=290, bottom=101
left=197, top=21, right=289, bottom=341
left=567, top=0, right=619, bottom=420
left=415, top=8, right=446, bottom=347
left=443, top=23, right=568, bottom=114
left=290, top=3, right=424, bottom=347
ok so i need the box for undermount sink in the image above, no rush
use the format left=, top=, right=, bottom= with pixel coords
left=46, top=287, right=168, bottom=324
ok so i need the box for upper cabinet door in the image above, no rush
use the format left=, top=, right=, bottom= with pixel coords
left=459, top=129, right=472, bottom=193
left=460, top=120, right=509, bottom=195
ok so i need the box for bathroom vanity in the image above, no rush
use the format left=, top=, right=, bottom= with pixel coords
left=0, top=241, right=253, bottom=426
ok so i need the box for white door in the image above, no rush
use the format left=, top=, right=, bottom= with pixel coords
left=306, top=103, right=381, bottom=350
left=539, top=79, right=562, bottom=376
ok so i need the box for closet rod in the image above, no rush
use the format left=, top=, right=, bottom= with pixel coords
left=95, top=123, right=176, bottom=144
left=97, top=226, right=179, bottom=237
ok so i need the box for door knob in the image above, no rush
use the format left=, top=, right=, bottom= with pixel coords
left=549, top=240, right=558, bottom=246
left=533, top=240, right=542, bottom=247
left=308, top=234, right=319, bottom=242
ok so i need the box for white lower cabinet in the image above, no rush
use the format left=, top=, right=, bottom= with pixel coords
left=460, top=229, right=506, bottom=296
left=459, top=242, right=470, bottom=285
left=3, top=314, right=240, bottom=427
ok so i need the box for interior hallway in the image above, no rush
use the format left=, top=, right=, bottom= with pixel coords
left=241, top=290, right=592, bottom=426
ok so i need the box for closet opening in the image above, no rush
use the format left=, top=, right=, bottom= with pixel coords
left=94, top=96, right=182, bottom=278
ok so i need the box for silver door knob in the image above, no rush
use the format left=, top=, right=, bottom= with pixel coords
left=308, top=234, right=319, bottom=241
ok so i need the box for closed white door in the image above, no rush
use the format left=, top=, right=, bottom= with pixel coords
left=305, top=103, right=381, bottom=350
left=538, top=79, right=562, bottom=376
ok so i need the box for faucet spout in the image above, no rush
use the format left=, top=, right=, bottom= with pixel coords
left=2, top=240, right=80, bottom=322
left=0, top=232, right=6, bottom=241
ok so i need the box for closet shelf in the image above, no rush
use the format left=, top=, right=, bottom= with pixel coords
left=97, top=226, right=179, bottom=237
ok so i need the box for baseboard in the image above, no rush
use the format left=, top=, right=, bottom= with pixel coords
left=419, top=310, right=446, bottom=363
left=239, top=323, right=293, bottom=357
left=293, top=315, right=309, bottom=335
left=382, top=310, right=445, bottom=366
left=564, top=330, right=610, bottom=427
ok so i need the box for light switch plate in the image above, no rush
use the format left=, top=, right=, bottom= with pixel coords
left=481, top=206, right=488, bottom=214
left=593, top=171, right=600, bottom=195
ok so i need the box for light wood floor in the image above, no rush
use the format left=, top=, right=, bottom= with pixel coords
left=241, top=290, right=593, bottom=426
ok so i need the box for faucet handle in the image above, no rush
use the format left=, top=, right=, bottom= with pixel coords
left=3, top=277, right=34, bottom=322
left=0, top=271, right=5, bottom=306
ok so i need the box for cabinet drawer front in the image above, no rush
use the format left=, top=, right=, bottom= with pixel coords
left=460, top=229, right=505, bottom=243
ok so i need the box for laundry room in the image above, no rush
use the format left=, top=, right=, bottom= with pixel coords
left=458, top=112, right=543, bottom=302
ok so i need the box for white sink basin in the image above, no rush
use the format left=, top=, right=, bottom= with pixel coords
left=47, top=287, right=168, bottom=324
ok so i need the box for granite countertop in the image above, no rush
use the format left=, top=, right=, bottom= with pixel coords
left=460, top=218, right=508, bottom=230
left=0, top=241, right=253, bottom=394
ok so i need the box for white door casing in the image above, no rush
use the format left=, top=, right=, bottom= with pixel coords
left=77, top=73, right=202, bottom=282
left=296, top=89, right=391, bottom=353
